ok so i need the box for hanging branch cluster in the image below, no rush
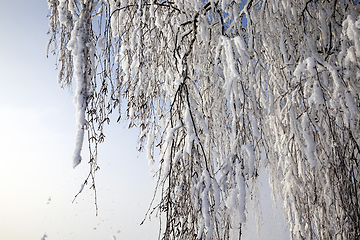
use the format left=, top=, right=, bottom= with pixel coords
left=48, top=0, right=360, bottom=239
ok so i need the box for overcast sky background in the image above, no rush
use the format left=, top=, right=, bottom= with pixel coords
left=0, top=1, right=289, bottom=239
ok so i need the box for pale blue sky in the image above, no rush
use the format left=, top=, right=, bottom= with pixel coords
left=0, top=1, right=289, bottom=239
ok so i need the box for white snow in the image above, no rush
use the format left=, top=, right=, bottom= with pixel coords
left=308, top=84, right=324, bottom=105
left=241, top=144, right=255, bottom=177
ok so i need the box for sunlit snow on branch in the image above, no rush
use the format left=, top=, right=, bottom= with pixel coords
left=48, top=0, right=360, bottom=239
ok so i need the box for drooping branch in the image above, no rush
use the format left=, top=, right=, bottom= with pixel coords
left=48, top=0, right=360, bottom=239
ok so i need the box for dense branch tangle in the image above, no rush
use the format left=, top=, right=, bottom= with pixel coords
left=48, top=0, right=360, bottom=239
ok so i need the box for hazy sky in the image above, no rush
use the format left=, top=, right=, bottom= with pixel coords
left=0, top=1, right=289, bottom=239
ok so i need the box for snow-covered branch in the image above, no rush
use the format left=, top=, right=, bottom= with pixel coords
left=48, top=0, right=360, bottom=239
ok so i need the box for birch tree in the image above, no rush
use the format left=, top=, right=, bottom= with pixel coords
left=47, top=0, right=360, bottom=239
